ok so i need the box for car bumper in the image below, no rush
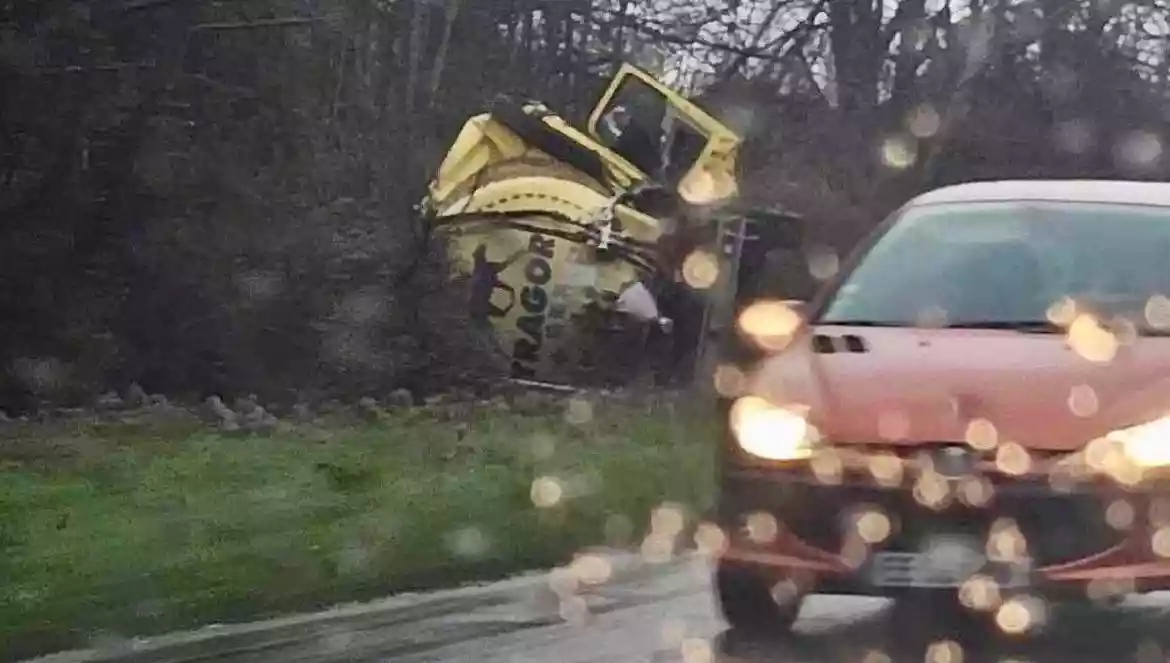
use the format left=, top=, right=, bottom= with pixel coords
left=716, top=465, right=1170, bottom=597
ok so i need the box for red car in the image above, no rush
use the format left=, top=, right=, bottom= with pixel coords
left=714, top=180, right=1170, bottom=635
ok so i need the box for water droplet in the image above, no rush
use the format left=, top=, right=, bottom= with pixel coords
left=640, top=532, right=675, bottom=563
left=1046, top=296, right=1078, bottom=326
left=810, top=449, right=843, bottom=485
left=1066, top=314, right=1118, bottom=363
left=994, top=596, right=1047, bottom=634
left=570, top=553, right=612, bottom=585
left=806, top=246, right=840, bottom=281
left=564, top=397, right=594, bottom=425
left=1152, top=527, right=1170, bottom=557
left=854, top=509, right=891, bottom=544
left=925, top=639, right=964, bottom=663
left=867, top=453, right=904, bottom=487
left=744, top=511, right=779, bottom=544
left=712, top=364, right=746, bottom=398
left=770, top=578, right=801, bottom=605
left=1067, top=384, right=1099, bottom=417
left=680, top=637, right=713, bottom=663
left=681, top=250, right=720, bottom=289
left=1114, top=130, right=1163, bottom=172
left=860, top=650, right=891, bottom=663
left=913, top=471, right=951, bottom=510
left=530, top=432, right=557, bottom=460
left=1146, top=295, right=1170, bottom=329
left=694, top=523, right=728, bottom=556
left=651, top=503, right=686, bottom=537
left=531, top=476, right=564, bottom=508
left=964, top=418, right=999, bottom=451
left=987, top=519, right=1029, bottom=562
left=907, top=105, right=942, bottom=139
left=737, top=300, right=802, bottom=351
left=447, top=526, right=491, bottom=559
left=995, top=442, right=1032, bottom=476
left=959, top=575, right=1001, bottom=611
left=958, top=476, right=994, bottom=507
left=1105, top=499, right=1135, bottom=530
left=880, top=135, right=917, bottom=169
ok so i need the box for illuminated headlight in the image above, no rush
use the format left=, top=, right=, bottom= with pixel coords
left=1107, top=417, right=1170, bottom=468
left=729, top=396, right=817, bottom=461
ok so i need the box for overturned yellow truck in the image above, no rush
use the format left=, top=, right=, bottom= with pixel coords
left=419, top=64, right=802, bottom=387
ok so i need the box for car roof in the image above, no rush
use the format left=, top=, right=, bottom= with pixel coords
left=909, top=179, right=1170, bottom=208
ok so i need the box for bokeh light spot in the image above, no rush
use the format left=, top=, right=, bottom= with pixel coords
left=807, top=246, right=841, bottom=281
left=1145, top=295, right=1170, bottom=330
left=570, top=553, right=612, bottom=586
left=987, top=518, right=1028, bottom=562
left=907, top=105, right=942, bottom=139
left=880, top=135, right=917, bottom=169
left=737, top=300, right=803, bottom=351
left=1152, top=526, right=1170, bottom=557
left=1067, top=384, right=1099, bottom=418
left=1105, top=499, right=1135, bottom=530
left=925, top=639, right=964, bottom=663
left=913, top=471, right=950, bottom=510
left=531, top=476, right=564, bottom=508
left=964, top=418, right=999, bottom=451
left=1066, top=313, right=1118, bottom=363
left=959, top=574, right=1001, bottom=611
left=854, top=508, right=891, bottom=544
left=694, top=523, right=728, bottom=557
left=958, top=476, right=994, bottom=507
left=681, top=250, right=720, bottom=290
left=712, top=364, right=746, bottom=398
left=680, top=637, right=713, bottom=663
left=995, top=442, right=1032, bottom=476
left=1046, top=296, right=1078, bottom=326
left=564, top=396, right=594, bottom=426
left=867, top=453, right=904, bottom=488
left=810, top=449, right=844, bottom=485
left=1114, top=130, right=1163, bottom=172
left=745, top=511, right=779, bottom=544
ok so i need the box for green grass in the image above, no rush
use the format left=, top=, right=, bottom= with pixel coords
left=0, top=401, right=717, bottom=660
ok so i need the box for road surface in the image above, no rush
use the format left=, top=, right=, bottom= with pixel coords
left=31, top=552, right=1170, bottom=663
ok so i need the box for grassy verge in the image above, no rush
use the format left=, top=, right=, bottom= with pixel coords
left=0, top=399, right=717, bottom=660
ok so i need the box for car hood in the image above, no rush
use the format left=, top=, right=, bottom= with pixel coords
left=747, top=325, right=1170, bottom=452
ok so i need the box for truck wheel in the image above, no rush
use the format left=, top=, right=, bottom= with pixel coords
left=715, top=561, right=802, bottom=636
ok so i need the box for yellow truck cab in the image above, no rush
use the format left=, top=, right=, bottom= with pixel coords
left=420, top=63, right=800, bottom=387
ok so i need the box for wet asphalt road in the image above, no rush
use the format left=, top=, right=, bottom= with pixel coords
left=33, top=553, right=1170, bottom=663
left=398, top=556, right=1170, bottom=663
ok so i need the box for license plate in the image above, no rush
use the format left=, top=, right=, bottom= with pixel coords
left=869, top=535, right=993, bottom=588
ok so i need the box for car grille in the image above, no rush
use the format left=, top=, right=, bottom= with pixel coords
left=732, top=477, right=1126, bottom=568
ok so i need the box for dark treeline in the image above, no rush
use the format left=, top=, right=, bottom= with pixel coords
left=3, top=0, right=1170, bottom=411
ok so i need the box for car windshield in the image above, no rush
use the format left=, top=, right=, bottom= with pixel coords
left=818, top=200, right=1170, bottom=332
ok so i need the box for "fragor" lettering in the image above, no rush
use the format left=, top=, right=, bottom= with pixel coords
left=510, top=234, right=555, bottom=378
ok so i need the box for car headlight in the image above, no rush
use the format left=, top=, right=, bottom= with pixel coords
left=729, top=396, right=817, bottom=461
left=1105, top=417, right=1170, bottom=468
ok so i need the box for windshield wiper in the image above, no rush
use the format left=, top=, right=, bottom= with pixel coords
left=943, top=320, right=1063, bottom=333
left=817, top=320, right=1069, bottom=333
left=815, top=320, right=907, bottom=327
